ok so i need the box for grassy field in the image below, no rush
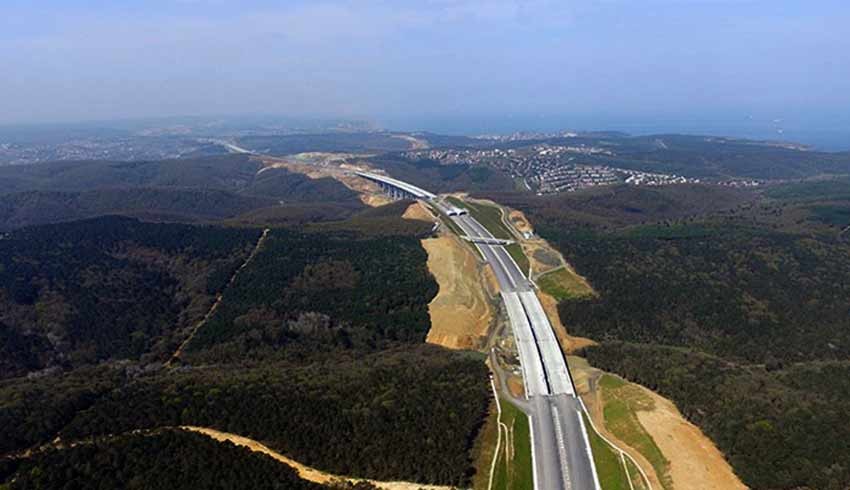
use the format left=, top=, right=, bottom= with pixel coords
left=537, top=267, right=594, bottom=301
left=471, top=402, right=501, bottom=490
left=506, top=243, right=530, bottom=274
left=599, top=375, right=672, bottom=489
left=492, top=399, right=534, bottom=490
left=583, top=412, right=631, bottom=490
left=625, top=458, right=649, bottom=490
left=447, top=196, right=514, bottom=240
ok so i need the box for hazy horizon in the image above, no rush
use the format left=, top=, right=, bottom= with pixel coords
left=3, top=0, right=850, bottom=149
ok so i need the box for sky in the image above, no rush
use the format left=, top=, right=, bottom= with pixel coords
left=2, top=0, right=849, bottom=139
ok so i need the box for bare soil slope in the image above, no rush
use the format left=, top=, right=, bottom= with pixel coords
left=421, top=233, right=494, bottom=350
left=569, top=359, right=745, bottom=490
left=181, top=427, right=451, bottom=490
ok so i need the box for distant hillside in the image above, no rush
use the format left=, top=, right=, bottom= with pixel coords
left=0, top=205, right=490, bottom=487
left=0, top=155, right=364, bottom=229
left=480, top=184, right=757, bottom=229
left=369, top=154, right=516, bottom=193
left=0, top=155, right=359, bottom=199
left=0, top=188, right=276, bottom=231
left=0, top=216, right=262, bottom=378
left=236, top=132, right=415, bottom=155
left=542, top=134, right=850, bottom=180
left=507, top=182, right=850, bottom=490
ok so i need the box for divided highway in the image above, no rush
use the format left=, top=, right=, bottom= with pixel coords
left=358, top=172, right=600, bottom=490
left=450, top=212, right=600, bottom=490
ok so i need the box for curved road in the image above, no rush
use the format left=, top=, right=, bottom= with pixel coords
left=451, top=213, right=600, bottom=490
left=359, top=172, right=600, bottom=490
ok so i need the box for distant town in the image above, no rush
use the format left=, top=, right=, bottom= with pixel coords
left=403, top=144, right=763, bottom=194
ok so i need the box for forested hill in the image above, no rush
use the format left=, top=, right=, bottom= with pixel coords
left=0, top=430, right=327, bottom=490
left=526, top=133, right=850, bottom=180
left=368, top=153, right=517, bottom=193
left=502, top=181, right=850, bottom=489
left=0, top=154, right=364, bottom=229
left=0, top=216, right=263, bottom=378
left=1, top=204, right=492, bottom=487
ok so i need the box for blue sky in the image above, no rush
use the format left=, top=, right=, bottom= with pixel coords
left=2, top=0, right=849, bottom=135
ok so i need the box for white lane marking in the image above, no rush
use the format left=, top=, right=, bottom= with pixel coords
left=502, top=292, right=547, bottom=397
left=551, top=405, right=573, bottom=490
left=576, top=404, right=603, bottom=490
left=490, top=243, right=519, bottom=290
left=529, top=415, right=540, bottom=490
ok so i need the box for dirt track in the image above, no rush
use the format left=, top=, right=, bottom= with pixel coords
left=181, top=426, right=451, bottom=490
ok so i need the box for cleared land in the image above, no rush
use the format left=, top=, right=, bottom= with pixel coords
left=181, top=426, right=450, bottom=490
left=259, top=155, right=392, bottom=207
left=570, top=357, right=745, bottom=490
left=402, top=200, right=435, bottom=222
left=635, top=393, right=746, bottom=490
left=537, top=267, right=595, bottom=302
left=421, top=233, right=495, bottom=350
left=598, top=375, right=672, bottom=489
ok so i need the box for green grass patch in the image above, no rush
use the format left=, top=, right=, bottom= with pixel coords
left=492, top=399, right=534, bottom=490
left=447, top=196, right=531, bottom=275
left=600, top=374, right=672, bottom=489
left=506, top=243, right=530, bottom=275
left=625, top=457, right=650, bottom=490
left=537, top=267, right=594, bottom=302
left=583, top=412, right=630, bottom=490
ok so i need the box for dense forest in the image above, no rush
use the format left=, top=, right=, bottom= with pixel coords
left=0, top=430, right=325, bottom=490
left=0, top=187, right=277, bottom=231
left=0, top=203, right=491, bottom=487
left=0, top=155, right=364, bottom=229
left=499, top=180, right=850, bottom=490
left=186, top=226, right=438, bottom=360
left=369, top=154, right=516, bottom=193
left=585, top=343, right=850, bottom=490
left=552, top=224, right=850, bottom=363
left=0, top=346, right=489, bottom=485
left=0, top=216, right=261, bottom=378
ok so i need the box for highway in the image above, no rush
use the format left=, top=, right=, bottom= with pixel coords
left=358, top=171, right=600, bottom=490
left=451, top=213, right=600, bottom=490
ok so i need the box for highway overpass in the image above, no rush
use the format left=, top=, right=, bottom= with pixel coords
left=451, top=211, right=599, bottom=490
left=358, top=172, right=600, bottom=490
left=355, top=171, right=437, bottom=200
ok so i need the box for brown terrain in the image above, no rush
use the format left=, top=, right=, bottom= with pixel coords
left=181, top=427, right=451, bottom=490
left=401, top=201, right=435, bottom=222
left=506, top=198, right=742, bottom=489
left=257, top=155, right=392, bottom=207
left=569, top=358, right=746, bottom=490
left=420, top=231, right=495, bottom=350
left=537, top=291, right=597, bottom=354
left=635, top=396, right=746, bottom=490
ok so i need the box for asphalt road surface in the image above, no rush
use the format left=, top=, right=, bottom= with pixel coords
left=355, top=171, right=601, bottom=490
left=451, top=212, right=600, bottom=490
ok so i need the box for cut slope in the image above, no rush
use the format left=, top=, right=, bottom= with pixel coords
left=421, top=234, right=494, bottom=350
